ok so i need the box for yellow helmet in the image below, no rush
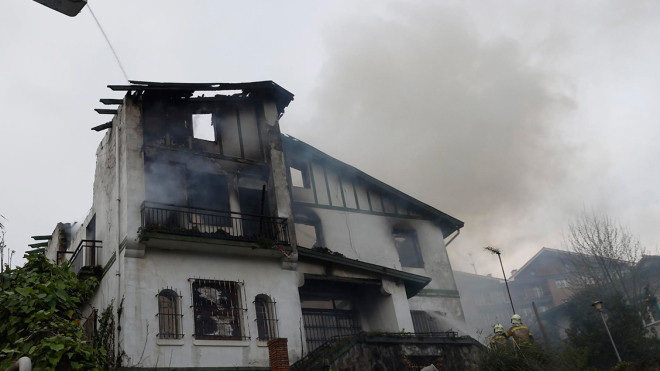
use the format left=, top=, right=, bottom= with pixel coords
left=493, top=324, right=504, bottom=333
left=511, top=314, right=522, bottom=325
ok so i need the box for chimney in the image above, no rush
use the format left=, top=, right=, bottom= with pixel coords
left=267, top=338, right=290, bottom=371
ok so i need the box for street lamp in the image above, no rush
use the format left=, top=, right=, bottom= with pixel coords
left=592, top=300, right=622, bottom=363
left=485, top=246, right=516, bottom=315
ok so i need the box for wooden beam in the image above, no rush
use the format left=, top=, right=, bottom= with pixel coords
left=91, top=122, right=113, bottom=131
left=95, top=109, right=118, bottom=115
left=100, top=99, right=123, bottom=105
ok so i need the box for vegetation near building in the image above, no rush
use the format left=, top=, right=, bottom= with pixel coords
left=0, top=253, right=110, bottom=370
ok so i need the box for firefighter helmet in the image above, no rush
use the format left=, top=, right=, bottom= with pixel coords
left=493, top=323, right=504, bottom=333
left=511, top=314, right=522, bottom=324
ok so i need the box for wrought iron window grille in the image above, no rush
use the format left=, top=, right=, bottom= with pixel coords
left=189, top=278, right=249, bottom=340
left=156, top=287, right=184, bottom=339
left=254, top=295, right=279, bottom=341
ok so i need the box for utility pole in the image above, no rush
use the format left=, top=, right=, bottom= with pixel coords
left=485, top=246, right=516, bottom=315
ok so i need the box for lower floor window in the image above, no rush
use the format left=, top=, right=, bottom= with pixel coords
left=411, top=310, right=443, bottom=333
left=158, top=288, right=183, bottom=339
left=191, top=279, right=246, bottom=340
left=255, top=294, right=278, bottom=341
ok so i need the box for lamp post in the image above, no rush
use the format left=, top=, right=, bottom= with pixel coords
left=592, top=300, right=622, bottom=363
left=485, top=246, right=516, bottom=315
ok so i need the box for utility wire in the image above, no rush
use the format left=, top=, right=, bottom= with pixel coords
left=86, top=3, right=130, bottom=82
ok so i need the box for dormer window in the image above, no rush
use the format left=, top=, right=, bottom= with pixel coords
left=393, top=229, right=424, bottom=268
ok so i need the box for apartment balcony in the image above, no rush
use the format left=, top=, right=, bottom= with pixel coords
left=57, top=240, right=102, bottom=275
left=139, top=202, right=291, bottom=254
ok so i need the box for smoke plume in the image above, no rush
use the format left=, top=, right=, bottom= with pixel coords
left=290, top=2, right=577, bottom=274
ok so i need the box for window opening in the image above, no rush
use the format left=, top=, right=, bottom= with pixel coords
left=192, top=113, right=215, bottom=141
left=254, top=294, right=278, bottom=341
left=290, top=167, right=305, bottom=188
left=191, top=279, right=246, bottom=340
left=294, top=223, right=321, bottom=248
left=393, top=230, right=424, bottom=268
left=289, top=160, right=311, bottom=188
left=157, top=288, right=183, bottom=339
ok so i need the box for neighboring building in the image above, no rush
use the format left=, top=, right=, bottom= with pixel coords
left=636, top=255, right=660, bottom=335
left=41, top=81, right=467, bottom=369
left=453, top=271, right=511, bottom=343
left=454, top=248, right=583, bottom=343
left=509, top=248, right=577, bottom=317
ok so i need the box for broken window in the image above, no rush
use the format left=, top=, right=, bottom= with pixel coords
left=393, top=229, right=424, bottom=268
left=158, top=288, right=183, bottom=339
left=192, top=113, right=215, bottom=141
left=294, top=222, right=322, bottom=248
left=254, top=294, right=278, bottom=341
left=289, top=159, right=311, bottom=188
left=192, top=279, right=245, bottom=340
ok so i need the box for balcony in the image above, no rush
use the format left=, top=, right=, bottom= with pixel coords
left=140, top=202, right=291, bottom=247
left=57, top=240, right=103, bottom=275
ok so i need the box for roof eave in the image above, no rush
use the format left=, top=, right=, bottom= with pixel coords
left=297, top=247, right=431, bottom=298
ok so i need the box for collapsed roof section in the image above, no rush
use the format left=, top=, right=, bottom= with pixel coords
left=106, top=80, right=294, bottom=116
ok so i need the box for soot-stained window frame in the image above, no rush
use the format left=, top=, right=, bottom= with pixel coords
left=254, top=294, right=278, bottom=341
left=190, top=278, right=247, bottom=341
left=157, top=288, right=184, bottom=339
left=393, top=229, right=424, bottom=268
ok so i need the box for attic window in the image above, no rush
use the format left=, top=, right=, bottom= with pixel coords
left=192, top=113, right=215, bottom=141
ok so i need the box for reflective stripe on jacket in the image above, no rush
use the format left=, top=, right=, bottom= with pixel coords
left=506, top=325, right=532, bottom=343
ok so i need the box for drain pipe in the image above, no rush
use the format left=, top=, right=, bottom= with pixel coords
left=4, top=357, right=31, bottom=371
left=114, top=112, right=122, bottom=359
left=443, top=229, right=460, bottom=248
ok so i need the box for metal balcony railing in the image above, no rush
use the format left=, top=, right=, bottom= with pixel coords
left=57, top=239, right=102, bottom=275
left=140, top=202, right=290, bottom=246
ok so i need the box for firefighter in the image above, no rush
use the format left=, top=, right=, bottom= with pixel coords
left=489, top=323, right=508, bottom=348
left=506, top=314, right=533, bottom=346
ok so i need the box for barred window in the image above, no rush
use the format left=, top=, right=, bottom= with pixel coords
left=411, top=310, right=443, bottom=333
left=191, top=279, right=246, bottom=340
left=255, top=294, right=278, bottom=341
left=82, top=309, right=97, bottom=342
left=157, top=288, right=183, bottom=339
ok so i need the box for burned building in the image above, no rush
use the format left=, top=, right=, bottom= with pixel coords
left=42, top=81, right=467, bottom=369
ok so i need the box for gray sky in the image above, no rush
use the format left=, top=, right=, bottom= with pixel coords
left=1, top=0, right=659, bottom=277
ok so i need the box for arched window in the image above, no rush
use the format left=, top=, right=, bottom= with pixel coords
left=158, top=288, right=183, bottom=339
left=254, top=294, right=278, bottom=341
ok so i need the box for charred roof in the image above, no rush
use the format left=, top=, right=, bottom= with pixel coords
left=107, top=80, right=294, bottom=115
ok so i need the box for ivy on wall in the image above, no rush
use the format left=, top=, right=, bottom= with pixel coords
left=0, top=253, right=112, bottom=370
